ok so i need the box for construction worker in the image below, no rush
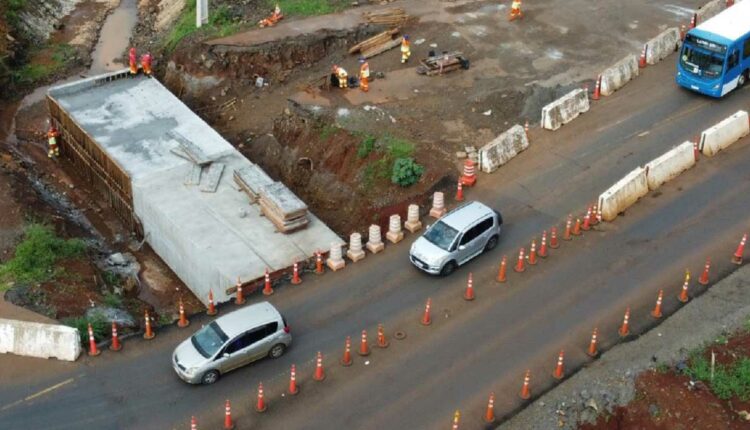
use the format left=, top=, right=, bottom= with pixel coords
left=332, top=65, right=348, bottom=89
left=47, top=124, right=60, bottom=158
left=140, top=52, right=153, bottom=77
left=508, top=0, right=523, bottom=21
left=359, top=57, right=370, bottom=92
left=129, top=47, right=137, bottom=76
left=259, top=4, right=283, bottom=27
left=401, top=35, right=411, bottom=64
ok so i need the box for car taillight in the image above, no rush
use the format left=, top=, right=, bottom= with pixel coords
left=284, top=326, right=291, bottom=333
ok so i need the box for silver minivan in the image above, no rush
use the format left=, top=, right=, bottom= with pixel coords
left=172, top=302, right=291, bottom=384
left=409, top=201, right=503, bottom=276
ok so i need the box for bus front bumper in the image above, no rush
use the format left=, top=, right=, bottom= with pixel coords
left=676, top=72, right=722, bottom=98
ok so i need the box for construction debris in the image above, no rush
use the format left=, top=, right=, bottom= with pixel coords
left=362, top=8, right=409, bottom=27
left=200, top=162, right=225, bottom=193
left=362, top=37, right=403, bottom=59
left=184, top=164, right=202, bottom=186
left=416, top=51, right=470, bottom=76
left=349, top=29, right=400, bottom=54
left=233, top=166, right=274, bottom=203
left=168, top=130, right=212, bottom=165
left=258, top=182, right=309, bottom=233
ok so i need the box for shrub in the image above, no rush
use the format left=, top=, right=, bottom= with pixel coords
left=357, top=135, right=376, bottom=158
left=391, top=157, right=424, bottom=187
left=63, top=314, right=108, bottom=345
left=102, top=292, right=123, bottom=308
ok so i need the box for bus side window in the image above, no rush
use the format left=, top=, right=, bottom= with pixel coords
left=728, top=50, right=739, bottom=70
left=744, top=38, right=750, bottom=60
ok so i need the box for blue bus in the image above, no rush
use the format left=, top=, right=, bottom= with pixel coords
left=676, top=1, right=750, bottom=97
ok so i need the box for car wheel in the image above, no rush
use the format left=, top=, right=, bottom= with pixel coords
left=484, top=235, right=499, bottom=252
left=440, top=261, right=457, bottom=276
left=268, top=343, right=286, bottom=359
left=201, top=370, right=220, bottom=385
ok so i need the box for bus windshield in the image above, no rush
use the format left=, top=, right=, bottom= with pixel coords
left=680, top=43, right=725, bottom=78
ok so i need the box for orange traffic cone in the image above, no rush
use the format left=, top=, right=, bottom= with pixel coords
left=732, top=233, right=747, bottom=265
left=519, top=370, right=531, bottom=400
left=591, top=204, right=599, bottom=226
left=539, top=231, right=548, bottom=258
left=464, top=272, right=475, bottom=301
left=651, top=290, right=664, bottom=318
left=143, top=310, right=155, bottom=340
left=497, top=256, right=507, bottom=283
left=289, top=364, right=299, bottom=395
left=358, top=329, right=370, bottom=356
left=582, top=207, right=591, bottom=231
left=680, top=24, right=687, bottom=41
left=87, top=323, right=100, bottom=356
left=255, top=382, right=267, bottom=413
left=291, top=261, right=302, bottom=285
left=109, top=322, right=122, bottom=351
left=592, top=75, right=602, bottom=100
left=207, top=290, right=217, bottom=316
left=693, top=137, right=700, bottom=162
left=618, top=307, right=630, bottom=337
left=587, top=327, right=598, bottom=357
left=421, top=298, right=432, bottom=325
left=678, top=270, right=690, bottom=303
left=528, top=240, right=538, bottom=265
left=315, top=250, right=324, bottom=274
left=451, top=410, right=461, bottom=430
left=563, top=215, right=573, bottom=241
left=262, top=268, right=274, bottom=296
left=552, top=350, right=565, bottom=379
left=341, top=336, right=353, bottom=366
left=690, top=13, right=697, bottom=29
left=178, top=298, right=190, bottom=328
left=235, top=277, right=245, bottom=305
left=455, top=180, right=464, bottom=201
left=699, top=258, right=710, bottom=286
left=224, top=399, right=235, bottom=430
left=515, top=248, right=526, bottom=272
left=377, top=323, right=389, bottom=348
left=314, top=351, right=326, bottom=381
left=191, top=416, right=198, bottom=430
left=483, top=392, right=495, bottom=423
left=550, top=226, right=560, bottom=248
left=524, top=120, right=530, bottom=139
left=639, top=44, right=648, bottom=68
left=572, top=218, right=582, bottom=236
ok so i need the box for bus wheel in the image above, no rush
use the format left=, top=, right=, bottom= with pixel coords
left=739, top=71, right=747, bottom=88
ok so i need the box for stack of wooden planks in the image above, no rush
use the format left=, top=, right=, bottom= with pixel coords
left=416, top=51, right=470, bottom=76
left=362, top=7, right=408, bottom=27
left=348, top=28, right=400, bottom=55
left=233, top=165, right=274, bottom=203
left=258, top=183, right=309, bottom=233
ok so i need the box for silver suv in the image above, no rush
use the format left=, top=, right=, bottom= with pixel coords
left=409, top=201, right=503, bottom=276
left=172, top=302, right=291, bottom=384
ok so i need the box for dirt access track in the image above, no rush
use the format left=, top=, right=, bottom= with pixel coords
left=163, top=0, right=706, bottom=236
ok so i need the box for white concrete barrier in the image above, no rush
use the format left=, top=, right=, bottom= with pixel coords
left=645, top=28, right=680, bottom=65
left=0, top=318, right=81, bottom=361
left=645, top=141, right=696, bottom=191
left=478, top=124, right=529, bottom=173
left=700, top=110, right=750, bottom=157
left=600, top=54, right=639, bottom=96
left=540, top=88, right=589, bottom=131
left=696, top=0, right=724, bottom=24
left=598, top=167, right=648, bottom=222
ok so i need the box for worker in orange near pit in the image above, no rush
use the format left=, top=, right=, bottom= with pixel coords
left=400, top=35, right=411, bottom=64
left=47, top=124, right=60, bottom=158
left=129, top=47, right=138, bottom=76
left=359, top=57, right=370, bottom=92
left=332, top=65, right=348, bottom=89
left=508, top=0, right=523, bottom=21
left=140, top=52, right=153, bottom=77
left=259, top=4, right=284, bottom=28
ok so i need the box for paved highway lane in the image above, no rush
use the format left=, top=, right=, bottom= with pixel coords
left=1, top=58, right=749, bottom=430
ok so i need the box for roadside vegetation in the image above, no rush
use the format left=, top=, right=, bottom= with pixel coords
left=10, top=43, right=76, bottom=85
left=358, top=134, right=424, bottom=188
left=685, top=334, right=750, bottom=400
left=273, top=0, right=348, bottom=16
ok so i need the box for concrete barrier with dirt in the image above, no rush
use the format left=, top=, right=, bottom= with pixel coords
left=478, top=124, right=529, bottom=173
left=540, top=89, right=589, bottom=131
left=598, top=167, right=648, bottom=222
left=0, top=318, right=81, bottom=361
left=645, top=28, right=680, bottom=65
left=696, top=0, right=724, bottom=24
left=600, top=54, right=639, bottom=96
left=644, top=141, right=696, bottom=191
left=699, top=110, right=750, bottom=157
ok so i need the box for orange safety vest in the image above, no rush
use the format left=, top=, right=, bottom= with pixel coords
left=511, top=0, right=521, bottom=11
left=360, top=63, right=370, bottom=78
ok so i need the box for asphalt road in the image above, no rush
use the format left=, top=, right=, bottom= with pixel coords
left=1, top=58, right=750, bottom=430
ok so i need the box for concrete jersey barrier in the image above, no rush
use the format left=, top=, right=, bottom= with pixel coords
left=540, top=88, right=589, bottom=131
left=645, top=27, right=680, bottom=65
left=478, top=124, right=529, bottom=173
left=600, top=54, right=639, bottom=96
left=598, top=167, right=648, bottom=222
left=644, top=141, right=696, bottom=191
left=696, top=0, right=724, bottom=24
left=0, top=318, right=81, bottom=361
left=700, top=110, right=750, bottom=157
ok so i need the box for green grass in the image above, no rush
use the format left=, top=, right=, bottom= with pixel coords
left=10, top=44, right=76, bottom=85
left=686, top=352, right=750, bottom=401
left=319, top=124, right=339, bottom=140
left=163, top=0, right=199, bottom=52
left=357, top=134, right=376, bottom=158
left=5, top=0, right=26, bottom=28
left=62, top=314, right=108, bottom=345
left=359, top=135, right=419, bottom=189
left=0, top=224, right=86, bottom=289
left=102, top=292, right=123, bottom=308
left=272, top=0, right=347, bottom=16
left=384, top=136, right=415, bottom=159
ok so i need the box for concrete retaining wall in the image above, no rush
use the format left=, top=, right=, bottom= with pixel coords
left=478, top=124, right=529, bottom=173
left=0, top=318, right=81, bottom=361
left=700, top=110, right=750, bottom=157
left=644, top=141, right=696, bottom=191
left=600, top=54, right=639, bottom=96
left=540, top=88, right=589, bottom=131
left=598, top=167, right=648, bottom=222
left=696, top=0, right=724, bottom=24
left=645, top=28, right=680, bottom=65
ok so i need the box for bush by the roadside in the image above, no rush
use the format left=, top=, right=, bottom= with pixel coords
left=62, top=314, right=108, bottom=345
left=687, top=353, right=750, bottom=401
left=391, top=157, right=424, bottom=187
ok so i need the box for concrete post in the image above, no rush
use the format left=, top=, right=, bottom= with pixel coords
left=366, top=224, right=385, bottom=254
left=327, top=242, right=346, bottom=271
left=196, top=0, right=209, bottom=28
left=429, top=192, right=446, bottom=218
left=404, top=204, right=422, bottom=233
left=386, top=214, right=404, bottom=244
left=346, top=232, right=366, bottom=262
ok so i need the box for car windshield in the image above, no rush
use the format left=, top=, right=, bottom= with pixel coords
left=680, top=44, right=725, bottom=78
left=191, top=321, right=228, bottom=358
left=423, top=221, right=459, bottom=251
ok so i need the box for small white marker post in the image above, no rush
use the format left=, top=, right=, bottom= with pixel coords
left=711, top=351, right=716, bottom=381
left=196, top=0, right=209, bottom=28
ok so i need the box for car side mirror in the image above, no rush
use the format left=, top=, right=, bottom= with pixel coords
left=458, top=245, right=466, bottom=251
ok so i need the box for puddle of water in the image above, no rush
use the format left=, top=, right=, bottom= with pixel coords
left=89, top=0, right=138, bottom=74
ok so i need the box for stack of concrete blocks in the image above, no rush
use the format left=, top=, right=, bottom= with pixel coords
left=327, top=242, right=346, bottom=271
left=478, top=124, right=529, bottom=173
left=386, top=214, right=404, bottom=243
left=699, top=110, right=749, bottom=157
left=366, top=224, right=385, bottom=253
left=645, top=142, right=696, bottom=190
left=598, top=167, right=649, bottom=222
left=0, top=319, right=81, bottom=361
left=600, top=54, right=639, bottom=96
left=429, top=192, right=446, bottom=218
left=346, top=232, right=366, bottom=262
left=645, top=28, right=680, bottom=65
left=540, top=89, right=589, bottom=131
left=404, top=204, right=422, bottom=233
